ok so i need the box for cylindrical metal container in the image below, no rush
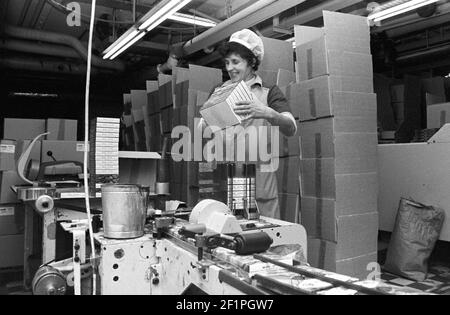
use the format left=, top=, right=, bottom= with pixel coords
left=101, top=184, right=149, bottom=239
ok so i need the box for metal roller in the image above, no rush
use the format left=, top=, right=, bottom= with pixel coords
left=234, top=232, right=273, bottom=255
left=35, top=194, right=55, bottom=214
left=32, top=266, right=67, bottom=295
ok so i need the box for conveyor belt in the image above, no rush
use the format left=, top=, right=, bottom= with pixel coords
left=254, top=254, right=391, bottom=295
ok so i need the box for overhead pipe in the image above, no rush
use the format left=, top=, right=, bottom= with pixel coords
left=259, top=0, right=364, bottom=36
left=0, top=56, right=110, bottom=75
left=182, top=0, right=278, bottom=56
left=3, top=24, right=125, bottom=71
left=1, top=38, right=80, bottom=59
left=396, top=44, right=450, bottom=63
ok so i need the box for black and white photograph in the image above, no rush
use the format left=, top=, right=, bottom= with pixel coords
left=0, top=0, right=450, bottom=298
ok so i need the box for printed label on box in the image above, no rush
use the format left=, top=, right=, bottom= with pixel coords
left=0, top=207, right=14, bottom=216
left=0, top=145, right=16, bottom=154
left=76, top=144, right=90, bottom=152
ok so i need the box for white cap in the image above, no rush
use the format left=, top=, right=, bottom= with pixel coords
left=229, top=29, right=264, bottom=62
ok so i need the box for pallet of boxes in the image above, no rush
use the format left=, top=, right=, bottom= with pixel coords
left=0, top=118, right=80, bottom=269
left=294, top=11, right=379, bottom=280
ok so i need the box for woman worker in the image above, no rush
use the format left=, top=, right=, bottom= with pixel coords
left=204, top=29, right=297, bottom=219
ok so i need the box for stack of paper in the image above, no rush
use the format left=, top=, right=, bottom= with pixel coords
left=200, top=81, right=253, bottom=130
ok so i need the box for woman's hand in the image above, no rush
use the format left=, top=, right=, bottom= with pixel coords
left=234, top=98, right=273, bottom=120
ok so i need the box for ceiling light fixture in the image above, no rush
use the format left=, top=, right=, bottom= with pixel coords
left=368, top=0, right=440, bottom=23
left=139, top=0, right=193, bottom=31
left=103, top=0, right=193, bottom=60
left=168, top=12, right=217, bottom=28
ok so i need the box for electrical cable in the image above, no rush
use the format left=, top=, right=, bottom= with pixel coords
left=84, top=0, right=97, bottom=296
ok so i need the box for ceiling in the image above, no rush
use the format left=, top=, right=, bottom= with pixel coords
left=1, top=0, right=450, bottom=79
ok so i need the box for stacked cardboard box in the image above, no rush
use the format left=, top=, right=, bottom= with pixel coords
left=3, top=118, right=46, bottom=140
left=295, top=11, right=378, bottom=279
left=0, top=202, right=25, bottom=268
left=146, top=80, right=162, bottom=152
left=1, top=119, right=43, bottom=204
left=89, top=118, right=120, bottom=196
left=171, top=65, right=222, bottom=206
left=122, top=94, right=135, bottom=151
left=427, top=102, right=450, bottom=129
left=46, top=118, right=78, bottom=141
left=131, top=90, right=149, bottom=152
left=0, top=119, right=44, bottom=268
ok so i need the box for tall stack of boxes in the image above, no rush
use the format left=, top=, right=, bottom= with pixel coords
left=171, top=65, right=222, bottom=206
left=294, top=11, right=379, bottom=279
left=89, top=118, right=120, bottom=196
left=276, top=69, right=301, bottom=223
left=147, top=80, right=162, bottom=152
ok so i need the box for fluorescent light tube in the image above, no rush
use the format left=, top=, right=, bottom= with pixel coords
left=368, top=0, right=440, bottom=22
left=168, top=12, right=217, bottom=27
left=103, top=28, right=140, bottom=59
left=103, top=0, right=192, bottom=59
left=109, top=32, right=147, bottom=60
left=138, top=0, right=193, bottom=31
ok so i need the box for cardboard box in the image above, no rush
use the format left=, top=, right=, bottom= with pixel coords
left=276, top=156, right=300, bottom=194
left=119, top=159, right=157, bottom=193
left=285, top=84, right=301, bottom=120
left=3, top=118, right=46, bottom=140
left=260, top=36, right=294, bottom=73
left=299, top=132, right=378, bottom=176
left=302, top=206, right=379, bottom=249
left=159, top=81, right=173, bottom=109
left=159, top=74, right=174, bottom=108
left=278, top=193, right=299, bottom=223
left=200, top=81, right=253, bottom=130
left=257, top=70, right=278, bottom=87
left=277, top=69, right=296, bottom=88
left=296, top=47, right=372, bottom=83
left=301, top=162, right=378, bottom=199
left=308, top=234, right=378, bottom=278
left=299, top=118, right=377, bottom=159
left=0, top=140, right=17, bottom=171
left=295, top=12, right=372, bottom=82
left=295, top=76, right=376, bottom=121
left=277, top=123, right=300, bottom=158
left=41, top=141, right=86, bottom=164
left=173, top=65, right=222, bottom=95
left=336, top=252, right=378, bottom=280
left=0, top=234, right=24, bottom=268
left=132, top=109, right=147, bottom=152
left=46, top=119, right=78, bottom=141
left=131, top=90, right=148, bottom=110
left=0, top=204, right=24, bottom=235
left=0, top=171, right=27, bottom=203
left=161, top=107, right=173, bottom=134
left=427, top=102, right=450, bottom=129
left=301, top=180, right=377, bottom=228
